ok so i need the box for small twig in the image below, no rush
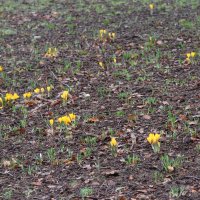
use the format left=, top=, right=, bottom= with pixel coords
left=184, top=176, right=200, bottom=180
left=51, top=71, right=70, bottom=88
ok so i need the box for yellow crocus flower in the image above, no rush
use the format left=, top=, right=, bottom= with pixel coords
left=34, top=88, right=40, bottom=94
left=191, top=52, right=196, bottom=58
left=58, top=117, right=63, bottom=124
left=62, top=116, right=71, bottom=125
left=11, top=93, right=19, bottom=100
left=0, top=66, right=3, bottom=72
left=147, top=133, right=160, bottom=144
left=5, top=93, right=13, bottom=101
left=61, top=90, right=69, bottom=101
left=99, top=62, right=104, bottom=69
left=49, top=119, right=54, bottom=126
left=69, top=113, right=76, bottom=121
left=111, top=32, right=116, bottom=39
left=149, top=3, right=154, bottom=10
left=186, top=53, right=191, bottom=58
left=47, top=85, right=53, bottom=92
left=110, top=137, right=117, bottom=147
left=0, top=97, right=3, bottom=109
left=40, top=88, right=45, bottom=93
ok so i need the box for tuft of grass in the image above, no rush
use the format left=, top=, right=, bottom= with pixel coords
left=80, top=187, right=93, bottom=198
left=169, top=185, right=185, bottom=198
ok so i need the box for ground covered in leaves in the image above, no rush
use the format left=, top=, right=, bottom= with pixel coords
left=0, top=0, right=200, bottom=199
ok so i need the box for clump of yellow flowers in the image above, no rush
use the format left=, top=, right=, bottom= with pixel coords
left=23, top=92, right=32, bottom=99
left=108, top=32, right=116, bottom=40
left=5, top=93, right=19, bottom=101
left=99, top=29, right=107, bottom=39
left=186, top=52, right=196, bottom=63
left=110, top=137, right=118, bottom=156
left=99, top=29, right=116, bottom=41
left=147, top=133, right=161, bottom=153
left=34, top=86, right=53, bottom=95
left=57, top=113, right=76, bottom=133
left=58, top=113, right=76, bottom=125
left=0, top=92, right=20, bottom=109
left=44, top=47, right=58, bottom=58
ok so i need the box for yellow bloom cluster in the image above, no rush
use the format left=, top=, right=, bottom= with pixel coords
left=147, top=133, right=160, bottom=144
left=0, top=92, right=19, bottom=109
left=23, top=92, right=32, bottom=99
left=34, top=87, right=45, bottom=94
left=108, top=32, right=116, bottom=40
left=0, top=85, right=54, bottom=109
left=5, top=93, right=19, bottom=101
left=186, top=52, right=196, bottom=62
left=99, top=29, right=107, bottom=38
left=58, top=113, right=76, bottom=125
left=34, top=85, right=53, bottom=94
left=44, top=47, right=58, bottom=58
left=99, top=29, right=116, bottom=40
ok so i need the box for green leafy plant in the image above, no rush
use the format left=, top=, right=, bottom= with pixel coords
left=167, top=111, right=177, bottom=128
left=169, top=185, right=185, bottom=198
left=80, top=187, right=93, bottom=199
left=84, top=136, right=97, bottom=147
left=3, top=188, right=13, bottom=200
left=153, top=171, right=163, bottom=183
left=160, top=154, right=184, bottom=172
left=125, top=154, right=140, bottom=165
left=47, top=148, right=56, bottom=163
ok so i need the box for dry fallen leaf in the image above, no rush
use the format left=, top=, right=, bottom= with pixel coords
left=118, top=196, right=127, bottom=200
left=3, top=160, right=11, bottom=167
left=179, top=114, right=187, bottom=121
left=156, top=40, right=163, bottom=45
left=103, top=170, right=119, bottom=177
left=130, top=131, right=137, bottom=149
left=128, top=114, right=138, bottom=122
left=143, top=115, right=151, bottom=120
left=87, top=117, right=100, bottom=123
left=32, top=179, right=43, bottom=186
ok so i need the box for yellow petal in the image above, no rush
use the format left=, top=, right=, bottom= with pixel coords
left=154, top=133, right=160, bottom=142
left=191, top=52, right=196, bottom=57
left=69, top=113, right=76, bottom=121
left=49, top=119, right=54, bottom=126
left=186, top=53, right=191, bottom=58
